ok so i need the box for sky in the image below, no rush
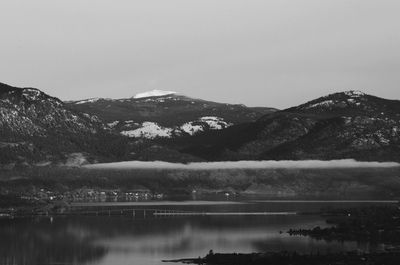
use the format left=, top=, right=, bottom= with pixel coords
left=1, top=0, right=399, bottom=109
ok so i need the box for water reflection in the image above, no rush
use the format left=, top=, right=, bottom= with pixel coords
left=0, top=218, right=107, bottom=265
left=0, top=215, right=372, bottom=265
left=1, top=202, right=391, bottom=265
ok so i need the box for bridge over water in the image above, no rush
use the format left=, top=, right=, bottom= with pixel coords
left=68, top=201, right=297, bottom=218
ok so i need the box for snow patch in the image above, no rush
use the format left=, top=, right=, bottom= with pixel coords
left=375, top=131, right=390, bottom=145
left=107, top=121, right=120, bottom=128
left=134, top=90, right=177, bottom=99
left=121, top=122, right=173, bottom=139
left=180, top=123, right=204, bottom=136
left=74, top=98, right=101, bottom=104
left=22, top=89, right=41, bottom=101
left=306, top=100, right=335, bottom=109
left=121, top=117, right=231, bottom=138
left=200, top=116, right=231, bottom=130
left=392, top=126, right=399, bottom=136
left=180, top=116, right=231, bottom=136
left=344, top=90, right=365, bottom=97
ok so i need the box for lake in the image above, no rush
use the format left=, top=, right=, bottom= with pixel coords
left=0, top=201, right=395, bottom=265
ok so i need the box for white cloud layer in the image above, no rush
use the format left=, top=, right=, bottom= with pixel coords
left=84, top=159, right=400, bottom=170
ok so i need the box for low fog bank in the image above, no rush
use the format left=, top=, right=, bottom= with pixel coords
left=84, top=159, right=400, bottom=170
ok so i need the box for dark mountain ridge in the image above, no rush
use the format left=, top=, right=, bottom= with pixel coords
left=67, top=94, right=276, bottom=126
left=1, top=82, right=399, bottom=165
left=66, top=93, right=277, bottom=140
left=169, top=91, right=400, bottom=162
left=0, top=82, right=128, bottom=167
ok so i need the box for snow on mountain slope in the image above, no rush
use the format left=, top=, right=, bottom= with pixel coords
left=67, top=93, right=277, bottom=129
left=121, top=122, right=173, bottom=139
left=133, top=90, right=177, bottom=99
left=295, top=90, right=376, bottom=112
left=0, top=86, right=100, bottom=137
left=180, top=116, right=232, bottom=136
left=180, top=123, right=204, bottom=136
left=200, top=116, right=232, bottom=130
left=0, top=82, right=132, bottom=166
left=107, top=121, right=120, bottom=128
left=178, top=90, right=400, bottom=162
left=344, top=90, right=366, bottom=97
left=119, top=116, right=232, bottom=139
left=21, top=88, right=42, bottom=101
left=74, top=98, right=103, bottom=104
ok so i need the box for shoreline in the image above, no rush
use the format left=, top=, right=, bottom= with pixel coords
left=1, top=199, right=399, bottom=219
left=162, top=251, right=400, bottom=265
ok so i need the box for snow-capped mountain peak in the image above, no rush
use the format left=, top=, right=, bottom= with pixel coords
left=133, top=89, right=177, bottom=99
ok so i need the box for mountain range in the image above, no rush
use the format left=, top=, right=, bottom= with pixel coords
left=66, top=90, right=276, bottom=139
left=0, top=82, right=399, bottom=167
left=170, top=91, right=400, bottom=162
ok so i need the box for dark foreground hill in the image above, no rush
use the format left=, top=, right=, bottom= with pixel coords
left=169, top=91, right=400, bottom=162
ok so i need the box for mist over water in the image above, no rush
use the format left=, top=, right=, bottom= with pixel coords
left=84, top=159, right=400, bottom=170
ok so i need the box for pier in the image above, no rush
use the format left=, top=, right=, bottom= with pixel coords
left=68, top=208, right=297, bottom=218
left=68, top=204, right=297, bottom=218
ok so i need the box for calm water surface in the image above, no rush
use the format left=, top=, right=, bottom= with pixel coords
left=0, top=201, right=393, bottom=265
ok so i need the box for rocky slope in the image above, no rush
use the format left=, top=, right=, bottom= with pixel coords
left=0, top=82, right=128, bottom=167
left=171, top=91, right=400, bottom=162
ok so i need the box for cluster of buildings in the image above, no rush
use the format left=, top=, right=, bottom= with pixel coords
left=17, top=188, right=164, bottom=203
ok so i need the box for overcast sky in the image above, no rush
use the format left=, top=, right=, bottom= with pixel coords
left=1, top=0, right=399, bottom=108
